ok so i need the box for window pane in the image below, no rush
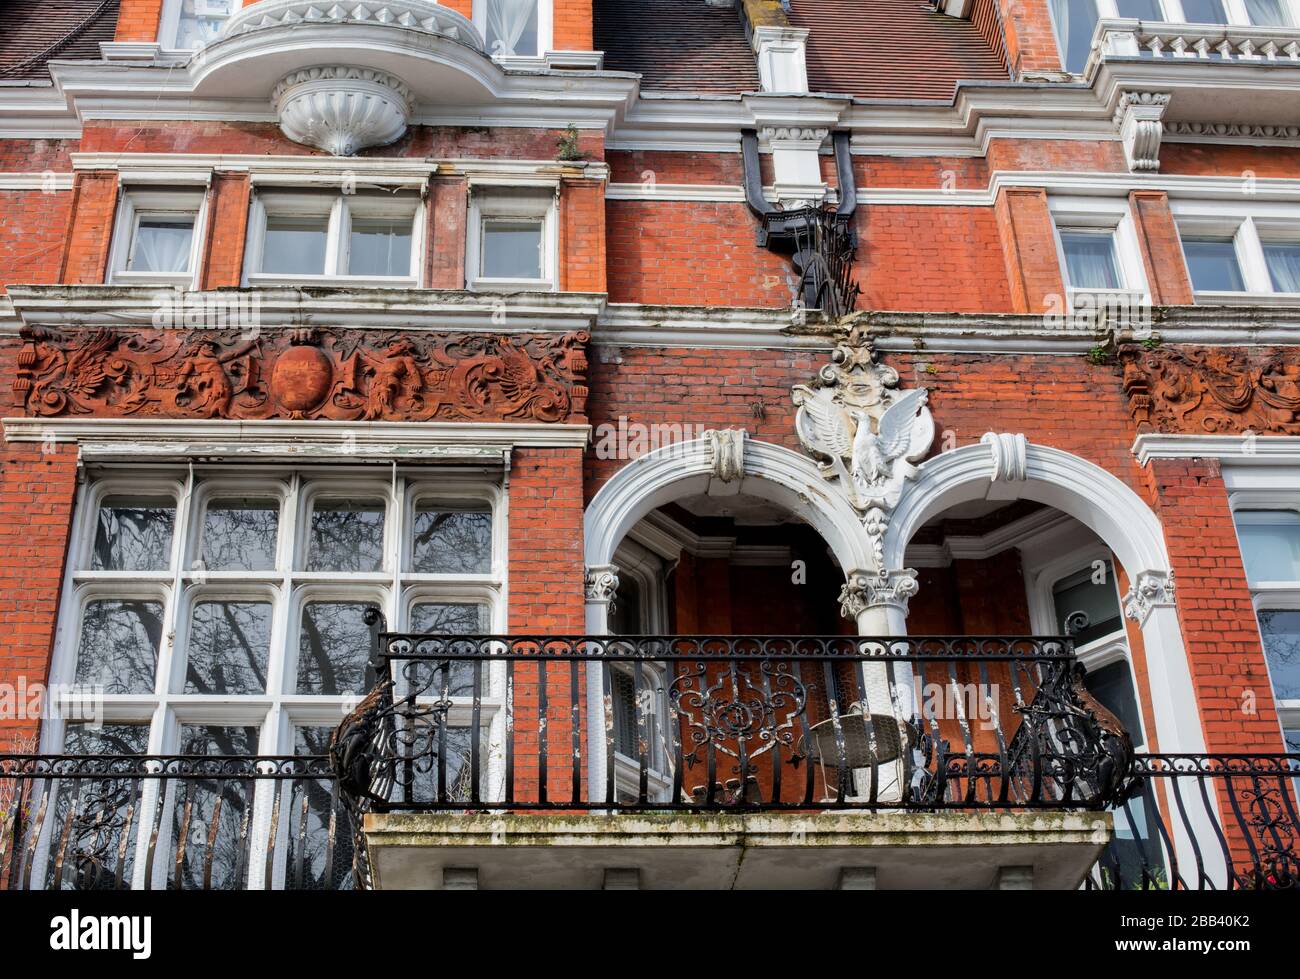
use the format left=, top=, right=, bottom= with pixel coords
left=263, top=216, right=328, bottom=275
left=75, top=600, right=163, bottom=694
left=1246, top=0, right=1289, bottom=24
left=91, top=497, right=175, bottom=571
left=411, top=508, right=492, bottom=574
left=1286, top=728, right=1300, bottom=752
left=1052, top=562, right=1124, bottom=646
left=482, top=220, right=542, bottom=279
left=1083, top=662, right=1145, bottom=746
left=129, top=219, right=193, bottom=273
left=1235, top=511, right=1300, bottom=582
left=348, top=218, right=412, bottom=277
left=200, top=499, right=279, bottom=572
left=1050, top=0, right=1101, bottom=74
left=1257, top=610, right=1300, bottom=701
left=185, top=601, right=272, bottom=695
left=64, top=723, right=149, bottom=755
left=307, top=499, right=385, bottom=573
left=297, top=601, right=379, bottom=695
left=1061, top=232, right=1120, bottom=289
left=289, top=727, right=354, bottom=890
left=174, top=723, right=259, bottom=890
left=485, top=0, right=539, bottom=56
left=172, top=0, right=237, bottom=48
left=1116, top=0, right=1162, bottom=17
left=1180, top=0, right=1228, bottom=22
left=1183, top=238, right=1245, bottom=292
left=1263, top=242, right=1300, bottom=293
left=409, top=603, right=489, bottom=696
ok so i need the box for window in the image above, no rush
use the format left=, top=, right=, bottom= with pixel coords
left=245, top=191, right=421, bottom=285
left=108, top=189, right=206, bottom=287
left=159, top=0, right=237, bottom=50
left=47, top=467, right=504, bottom=886
left=1180, top=0, right=1229, bottom=21
left=1116, top=0, right=1164, bottom=15
left=476, top=0, right=549, bottom=59
left=1231, top=507, right=1300, bottom=750
left=1182, top=237, right=1245, bottom=292
left=1052, top=561, right=1125, bottom=647
left=467, top=188, right=557, bottom=290
left=1263, top=241, right=1300, bottom=293
left=1049, top=0, right=1102, bottom=74
left=1060, top=231, right=1122, bottom=290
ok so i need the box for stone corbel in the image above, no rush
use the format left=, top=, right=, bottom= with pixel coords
left=1122, top=570, right=1175, bottom=626
left=1114, top=92, right=1171, bottom=173
left=274, top=66, right=414, bottom=156
left=982, top=432, right=1029, bottom=494
left=704, top=428, right=746, bottom=485
left=839, top=568, right=920, bottom=620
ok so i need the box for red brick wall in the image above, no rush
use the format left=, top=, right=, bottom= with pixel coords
left=554, top=0, right=593, bottom=49
left=58, top=171, right=119, bottom=286
left=0, top=443, right=79, bottom=751
left=114, top=0, right=163, bottom=41
left=1129, top=190, right=1194, bottom=306
left=560, top=177, right=606, bottom=294
left=426, top=175, right=469, bottom=290
left=994, top=185, right=1063, bottom=314
left=0, top=190, right=73, bottom=294
left=199, top=171, right=251, bottom=290
left=993, top=0, right=1065, bottom=76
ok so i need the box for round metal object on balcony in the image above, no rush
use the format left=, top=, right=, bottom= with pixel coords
left=806, top=712, right=911, bottom=768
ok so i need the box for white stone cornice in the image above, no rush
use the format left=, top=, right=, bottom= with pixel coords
left=1133, top=433, right=1300, bottom=466
left=0, top=173, right=73, bottom=191
left=1, top=417, right=591, bottom=456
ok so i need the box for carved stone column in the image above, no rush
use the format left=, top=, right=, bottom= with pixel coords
left=584, top=564, right=620, bottom=801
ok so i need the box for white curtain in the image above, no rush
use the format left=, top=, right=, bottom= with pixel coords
left=1245, top=0, right=1288, bottom=25
left=133, top=223, right=192, bottom=273
left=1063, top=234, right=1119, bottom=289
left=1265, top=244, right=1300, bottom=293
left=485, top=0, right=538, bottom=57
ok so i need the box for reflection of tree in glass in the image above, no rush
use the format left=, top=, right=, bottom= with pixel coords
left=1260, top=611, right=1300, bottom=700
left=287, top=727, right=353, bottom=889
left=174, top=724, right=258, bottom=889
left=410, top=603, right=488, bottom=696
left=411, top=509, right=491, bottom=574
left=307, top=501, right=384, bottom=572
left=45, top=725, right=149, bottom=889
left=75, top=600, right=163, bottom=694
left=91, top=501, right=174, bottom=571
left=409, top=726, right=479, bottom=805
left=186, top=601, right=271, bottom=695
left=199, top=501, right=278, bottom=571
left=297, top=602, right=377, bottom=695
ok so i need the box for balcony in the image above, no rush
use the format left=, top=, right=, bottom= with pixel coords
left=3, top=634, right=1296, bottom=890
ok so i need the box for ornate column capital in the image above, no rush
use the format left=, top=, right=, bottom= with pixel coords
left=1122, top=570, right=1176, bottom=625
left=1114, top=91, right=1171, bottom=173
left=839, top=568, right=919, bottom=620
left=584, top=565, right=620, bottom=605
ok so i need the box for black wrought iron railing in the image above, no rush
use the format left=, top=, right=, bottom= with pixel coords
left=332, top=634, right=1135, bottom=814
left=0, top=754, right=350, bottom=891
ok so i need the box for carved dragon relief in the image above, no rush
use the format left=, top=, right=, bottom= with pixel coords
left=1119, top=343, right=1300, bottom=435
left=13, top=326, right=589, bottom=424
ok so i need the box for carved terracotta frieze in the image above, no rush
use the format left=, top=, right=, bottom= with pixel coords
left=1118, top=344, right=1300, bottom=435
left=13, top=326, right=589, bottom=423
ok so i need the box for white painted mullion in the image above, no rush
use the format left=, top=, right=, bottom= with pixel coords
left=1223, top=0, right=1253, bottom=24
left=1098, top=0, right=1122, bottom=18
left=326, top=196, right=346, bottom=276
left=1236, top=216, right=1275, bottom=292
left=1163, top=0, right=1189, bottom=21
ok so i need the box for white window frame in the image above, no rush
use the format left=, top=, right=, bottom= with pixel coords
left=1049, top=195, right=1150, bottom=308
left=243, top=190, right=424, bottom=288
left=465, top=186, right=558, bottom=292
left=1050, top=0, right=1300, bottom=76
left=1227, top=487, right=1300, bottom=738
left=41, top=462, right=507, bottom=888
left=1172, top=200, right=1300, bottom=303
left=473, top=0, right=554, bottom=62
left=107, top=188, right=208, bottom=289
left=157, top=0, right=238, bottom=54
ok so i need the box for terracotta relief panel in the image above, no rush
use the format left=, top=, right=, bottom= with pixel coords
left=13, top=326, right=589, bottom=423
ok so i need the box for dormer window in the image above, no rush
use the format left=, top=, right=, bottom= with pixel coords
left=159, top=0, right=237, bottom=51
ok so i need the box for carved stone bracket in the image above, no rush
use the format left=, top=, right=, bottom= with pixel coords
left=1114, top=92, right=1171, bottom=172
left=982, top=431, right=1028, bottom=483
left=704, top=428, right=746, bottom=483
left=584, top=565, right=620, bottom=605
left=1119, top=343, right=1300, bottom=435
left=14, top=326, right=589, bottom=424
left=839, top=568, right=919, bottom=620
left=1123, top=570, right=1176, bottom=625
